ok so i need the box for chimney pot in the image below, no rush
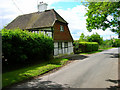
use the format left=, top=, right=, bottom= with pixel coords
left=38, top=2, right=48, bottom=12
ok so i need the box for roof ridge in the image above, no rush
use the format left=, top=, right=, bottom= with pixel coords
left=18, top=9, right=54, bottom=17
left=51, top=9, right=57, bottom=20
left=52, top=9, right=68, bottom=24
left=51, top=9, right=57, bottom=26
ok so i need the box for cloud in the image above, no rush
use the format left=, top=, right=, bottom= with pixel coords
left=57, top=5, right=88, bottom=33
left=56, top=5, right=118, bottom=40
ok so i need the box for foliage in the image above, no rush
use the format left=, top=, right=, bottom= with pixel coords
left=99, top=45, right=114, bottom=50
left=85, top=2, right=120, bottom=38
left=87, top=33, right=103, bottom=45
left=2, top=58, right=68, bottom=88
left=79, top=33, right=87, bottom=42
left=79, top=42, right=99, bottom=52
left=102, top=39, right=113, bottom=47
left=99, top=38, right=120, bottom=48
left=78, top=33, right=103, bottom=45
left=112, top=39, right=120, bottom=47
left=80, top=49, right=103, bottom=55
left=73, top=40, right=80, bottom=53
left=2, top=28, right=54, bottom=68
left=73, top=41, right=99, bottom=53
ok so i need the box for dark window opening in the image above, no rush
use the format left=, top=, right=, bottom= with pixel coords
left=64, top=42, right=68, bottom=48
left=58, top=42, right=62, bottom=49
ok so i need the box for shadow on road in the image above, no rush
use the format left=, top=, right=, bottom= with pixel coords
left=3, top=79, right=70, bottom=90
left=103, top=53, right=119, bottom=58
left=62, top=54, right=89, bottom=60
left=65, top=55, right=89, bottom=60
left=106, top=79, right=120, bottom=89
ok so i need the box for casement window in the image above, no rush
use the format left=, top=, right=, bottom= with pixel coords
left=37, top=31, right=39, bottom=33
left=46, top=32, right=52, bottom=37
left=32, top=31, right=39, bottom=33
left=58, top=42, right=62, bottom=49
left=35, top=31, right=38, bottom=33
left=60, top=25, right=64, bottom=31
left=64, top=42, right=68, bottom=48
left=32, top=31, right=35, bottom=33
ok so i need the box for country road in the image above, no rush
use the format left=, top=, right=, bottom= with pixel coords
left=8, top=48, right=119, bottom=89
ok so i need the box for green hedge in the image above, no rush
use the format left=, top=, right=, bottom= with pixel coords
left=79, top=42, right=99, bottom=52
left=73, top=41, right=80, bottom=54
left=73, top=41, right=99, bottom=53
left=2, top=28, right=54, bottom=67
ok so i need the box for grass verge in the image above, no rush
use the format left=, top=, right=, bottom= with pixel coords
left=79, top=50, right=104, bottom=55
left=79, top=47, right=115, bottom=55
left=2, top=58, right=68, bottom=88
left=99, top=46, right=114, bottom=50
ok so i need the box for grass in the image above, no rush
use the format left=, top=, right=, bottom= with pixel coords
left=2, top=58, right=68, bottom=88
left=99, top=46, right=114, bottom=50
left=79, top=47, right=115, bottom=55
left=79, top=50, right=104, bottom=55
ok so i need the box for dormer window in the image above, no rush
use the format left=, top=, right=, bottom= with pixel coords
left=60, top=25, right=64, bottom=31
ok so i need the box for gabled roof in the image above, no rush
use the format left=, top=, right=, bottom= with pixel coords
left=6, top=9, right=68, bottom=30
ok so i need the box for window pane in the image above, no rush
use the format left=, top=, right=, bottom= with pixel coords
left=64, top=42, right=68, bottom=48
left=58, top=42, right=62, bottom=49
left=35, top=31, right=37, bottom=33
left=60, top=25, right=64, bottom=31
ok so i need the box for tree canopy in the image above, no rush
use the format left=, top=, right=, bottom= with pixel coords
left=87, top=33, right=103, bottom=45
left=79, top=32, right=103, bottom=45
left=79, top=33, right=86, bottom=41
left=85, top=1, right=120, bottom=38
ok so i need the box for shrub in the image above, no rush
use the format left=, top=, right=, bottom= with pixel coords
left=79, top=42, right=99, bottom=52
left=112, top=39, right=120, bottom=47
left=2, top=28, right=54, bottom=67
left=73, top=40, right=80, bottom=54
left=73, top=41, right=99, bottom=53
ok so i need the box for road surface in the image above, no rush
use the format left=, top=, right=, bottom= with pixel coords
left=9, top=48, right=119, bottom=89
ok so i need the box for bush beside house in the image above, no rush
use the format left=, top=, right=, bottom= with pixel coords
left=2, top=29, right=54, bottom=68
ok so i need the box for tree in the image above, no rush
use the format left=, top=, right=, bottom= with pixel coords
left=87, top=33, right=103, bottom=45
left=85, top=2, right=120, bottom=38
left=79, top=33, right=86, bottom=41
left=112, top=39, right=120, bottom=47
left=102, top=39, right=113, bottom=47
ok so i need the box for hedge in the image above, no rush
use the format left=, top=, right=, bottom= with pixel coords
left=73, top=41, right=99, bottom=53
left=2, top=28, right=54, bottom=67
left=79, top=42, right=99, bottom=52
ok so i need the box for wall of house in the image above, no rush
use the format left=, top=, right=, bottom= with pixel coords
left=54, top=42, right=73, bottom=56
left=53, top=21, right=73, bottom=41
left=53, top=21, right=73, bottom=56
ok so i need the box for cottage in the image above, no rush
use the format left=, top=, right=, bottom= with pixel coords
left=5, top=2, right=74, bottom=56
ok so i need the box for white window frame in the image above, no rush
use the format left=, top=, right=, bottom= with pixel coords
left=60, top=25, right=64, bottom=32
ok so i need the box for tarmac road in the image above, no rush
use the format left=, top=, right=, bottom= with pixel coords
left=9, top=48, right=119, bottom=89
